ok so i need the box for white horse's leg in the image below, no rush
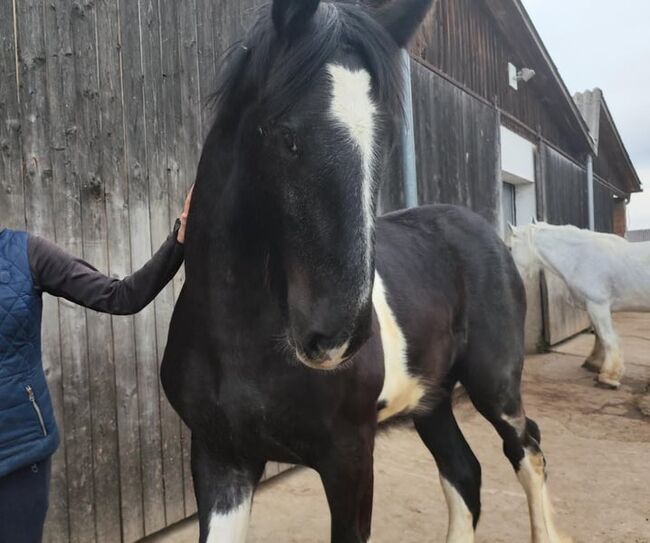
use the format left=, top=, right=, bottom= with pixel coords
left=582, top=333, right=604, bottom=373
left=586, top=302, right=624, bottom=388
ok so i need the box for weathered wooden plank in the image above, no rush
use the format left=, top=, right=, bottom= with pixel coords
left=140, top=0, right=172, bottom=533
left=0, top=0, right=25, bottom=230
left=67, top=0, right=107, bottom=540
left=593, top=179, right=614, bottom=234
left=543, top=145, right=588, bottom=228
left=542, top=271, right=590, bottom=346
left=115, top=0, right=149, bottom=539
left=40, top=1, right=87, bottom=540
left=94, top=1, right=132, bottom=541
left=412, top=61, right=499, bottom=223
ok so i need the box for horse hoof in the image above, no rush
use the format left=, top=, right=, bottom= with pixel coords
left=581, top=360, right=600, bottom=373
left=595, top=376, right=620, bottom=390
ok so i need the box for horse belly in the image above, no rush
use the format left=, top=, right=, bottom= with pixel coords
left=373, top=273, right=426, bottom=422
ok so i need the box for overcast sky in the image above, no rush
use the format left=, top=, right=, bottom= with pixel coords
left=522, top=0, right=650, bottom=230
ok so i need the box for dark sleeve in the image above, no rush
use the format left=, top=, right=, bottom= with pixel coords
left=28, top=226, right=184, bottom=315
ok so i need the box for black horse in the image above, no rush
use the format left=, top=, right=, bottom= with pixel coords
left=161, top=1, right=570, bottom=542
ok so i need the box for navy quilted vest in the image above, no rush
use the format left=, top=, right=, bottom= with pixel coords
left=0, top=229, right=59, bottom=478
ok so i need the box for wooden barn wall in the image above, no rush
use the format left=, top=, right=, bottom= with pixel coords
left=594, top=121, right=629, bottom=194
left=412, top=0, right=581, bottom=160
left=411, top=61, right=500, bottom=225
left=542, top=146, right=589, bottom=228
left=593, top=178, right=615, bottom=234
left=539, top=146, right=590, bottom=345
left=0, top=1, right=277, bottom=542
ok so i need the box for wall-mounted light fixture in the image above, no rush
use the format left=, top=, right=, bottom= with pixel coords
left=508, top=63, right=536, bottom=90
left=517, top=68, right=536, bottom=83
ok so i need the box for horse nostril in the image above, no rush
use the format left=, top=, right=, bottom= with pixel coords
left=304, top=331, right=330, bottom=359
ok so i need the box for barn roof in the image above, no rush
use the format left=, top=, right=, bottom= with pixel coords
left=574, top=89, right=643, bottom=194
left=481, top=0, right=597, bottom=156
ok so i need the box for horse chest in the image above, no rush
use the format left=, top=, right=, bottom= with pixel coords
left=373, top=273, right=426, bottom=422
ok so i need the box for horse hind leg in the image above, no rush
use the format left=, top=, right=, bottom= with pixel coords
left=472, top=397, right=571, bottom=543
left=506, top=415, right=572, bottom=543
left=587, top=302, right=624, bottom=388
left=581, top=333, right=604, bottom=373
left=414, top=397, right=481, bottom=543
left=460, top=350, right=571, bottom=543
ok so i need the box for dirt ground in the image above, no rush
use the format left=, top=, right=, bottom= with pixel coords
left=148, top=313, right=650, bottom=543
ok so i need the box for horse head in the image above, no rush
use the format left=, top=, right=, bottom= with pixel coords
left=507, top=223, right=545, bottom=280
left=194, top=0, right=433, bottom=370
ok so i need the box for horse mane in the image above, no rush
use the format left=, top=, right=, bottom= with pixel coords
left=209, top=1, right=404, bottom=130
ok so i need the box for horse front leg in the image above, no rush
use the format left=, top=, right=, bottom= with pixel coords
left=317, top=429, right=376, bottom=543
left=587, top=302, right=624, bottom=388
left=191, top=435, right=265, bottom=543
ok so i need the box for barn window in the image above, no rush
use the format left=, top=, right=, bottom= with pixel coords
left=502, top=182, right=517, bottom=227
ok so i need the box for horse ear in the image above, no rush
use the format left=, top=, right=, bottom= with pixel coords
left=532, top=217, right=538, bottom=225
left=375, top=0, right=434, bottom=47
left=507, top=222, right=516, bottom=235
left=272, top=0, right=320, bottom=39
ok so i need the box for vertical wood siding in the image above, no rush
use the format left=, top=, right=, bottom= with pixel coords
left=542, top=146, right=589, bottom=228
left=593, top=178, right=615, bottom=234
left=0, top=2, right=268, bottom=541
left=411, top=61, right=500, bottom=226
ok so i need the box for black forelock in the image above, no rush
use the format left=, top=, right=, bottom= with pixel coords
left=210, top=1, right=404, bottom=127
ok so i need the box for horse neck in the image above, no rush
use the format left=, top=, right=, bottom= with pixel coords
left=185, top=126, right=284, bottom=329
left=533, top=226, right=597, bottom=280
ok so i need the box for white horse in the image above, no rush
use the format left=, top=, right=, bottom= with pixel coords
left=507, top=222, right=650, bottom=388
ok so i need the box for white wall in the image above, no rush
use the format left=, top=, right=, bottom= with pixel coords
left=501, top=126, right=536, bottom=184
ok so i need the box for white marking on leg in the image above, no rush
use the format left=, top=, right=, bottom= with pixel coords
left=583, top=334, right=604, bottom=371
left=517, top=449, right=572, bottom=543
left=206, top=495, right=252, bottom=543
left=373, top=273, right=426, bottom=422
left=588, top=302, right=624, bottom=387
left=327, top=64, right=377, bottom=303
left=440, top=477, right=475, bottom=543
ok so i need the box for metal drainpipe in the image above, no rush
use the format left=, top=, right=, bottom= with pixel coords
left=401, top=49, right=418, bottom=208
left=587, top=154, right=595, bottom=230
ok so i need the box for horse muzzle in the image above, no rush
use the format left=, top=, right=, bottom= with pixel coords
left=294, top=339, right=351, bottom=371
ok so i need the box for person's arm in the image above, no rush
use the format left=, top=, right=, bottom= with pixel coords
left=29, top=224, right=184, bottom=315
left=28, top=187, right=193, bottom=315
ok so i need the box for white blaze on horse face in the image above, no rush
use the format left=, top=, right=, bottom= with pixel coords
left=327, top=63, right=378, bottom=303
left=206, top=495, right=252, bottom=543
left=440, top=477, right=475, bottom=543
left=373, top=273, right=426, bottom=422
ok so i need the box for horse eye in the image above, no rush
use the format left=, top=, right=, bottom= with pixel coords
left=281, top=128, right=298, bottom=156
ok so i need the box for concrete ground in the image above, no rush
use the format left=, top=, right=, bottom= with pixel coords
left=147, top=313, right=650, bottom=543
